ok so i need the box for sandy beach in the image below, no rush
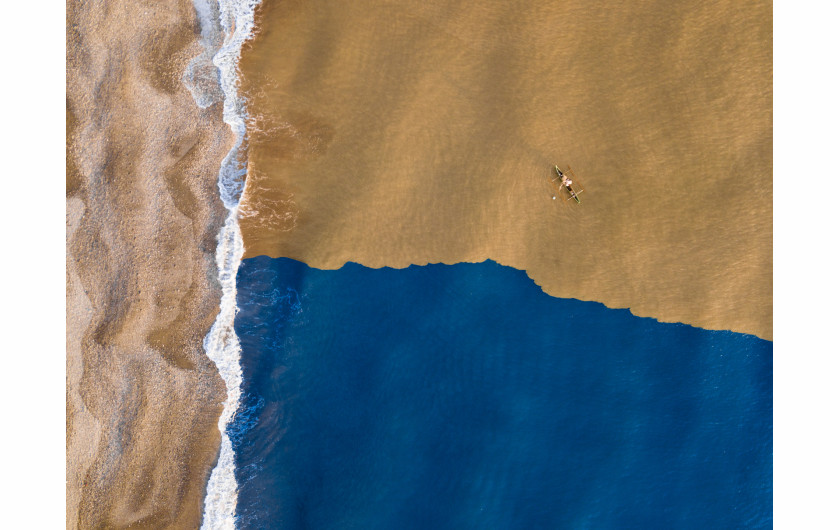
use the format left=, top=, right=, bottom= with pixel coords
left=66, top=0, right=231, bottom=527
left=237, top=0, right=772, bottom=340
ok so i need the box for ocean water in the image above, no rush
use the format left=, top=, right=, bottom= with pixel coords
left=236, top=0, right=773, bottom=340
left=230, top=257, right=771, bottom=529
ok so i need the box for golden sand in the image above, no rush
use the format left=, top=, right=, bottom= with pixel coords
left=238, top=0, right=772, bottom=339
left=66, top=0, right=231, bottom=527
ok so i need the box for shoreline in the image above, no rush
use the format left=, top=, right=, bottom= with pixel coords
left=198, top=0, right=263, bottom=526
left=66, top=0, right=232, bottom=527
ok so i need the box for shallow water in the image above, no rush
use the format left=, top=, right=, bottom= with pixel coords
left=237, top=0, right=772, bottom=339
left=231, top=257, right=771, bottom=529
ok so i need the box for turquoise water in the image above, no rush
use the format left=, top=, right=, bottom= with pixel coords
left=231, top=257, right=772, bottom=528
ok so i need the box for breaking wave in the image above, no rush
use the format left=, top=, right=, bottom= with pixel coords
left=186, top=0, right=262, bottom=528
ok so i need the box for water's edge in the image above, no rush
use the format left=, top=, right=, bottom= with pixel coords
left=186, top=1, right=262, bottom=528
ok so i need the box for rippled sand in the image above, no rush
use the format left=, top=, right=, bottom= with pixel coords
left=238, top=0, right=772, bottom=339
left=66, top=0, right=231, bottom=527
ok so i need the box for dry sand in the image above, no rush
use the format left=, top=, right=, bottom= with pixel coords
left=238, top=0, right=772, bottom=340
left=67, top=0, right=231, bottom=527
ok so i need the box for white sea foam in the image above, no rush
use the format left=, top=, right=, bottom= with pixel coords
left=212, top=0, right=262, bottom=209
left=184, top=0, right=224, bottom=109
left=201, top=211, right=245, bottom=530
left=185, top=0, right=262, bottom=528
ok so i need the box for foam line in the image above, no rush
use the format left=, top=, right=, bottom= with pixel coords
left=201, top=210, right=245, bottom=530
left=185, top=0, right=262, bottom=528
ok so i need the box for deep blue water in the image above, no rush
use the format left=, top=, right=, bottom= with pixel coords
left=231, top=257, right=772, bottom=529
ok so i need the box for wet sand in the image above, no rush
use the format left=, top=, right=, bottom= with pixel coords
left=67, top=1, right=230, bottom=527
left=238, top=0, right=772, bottom=340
